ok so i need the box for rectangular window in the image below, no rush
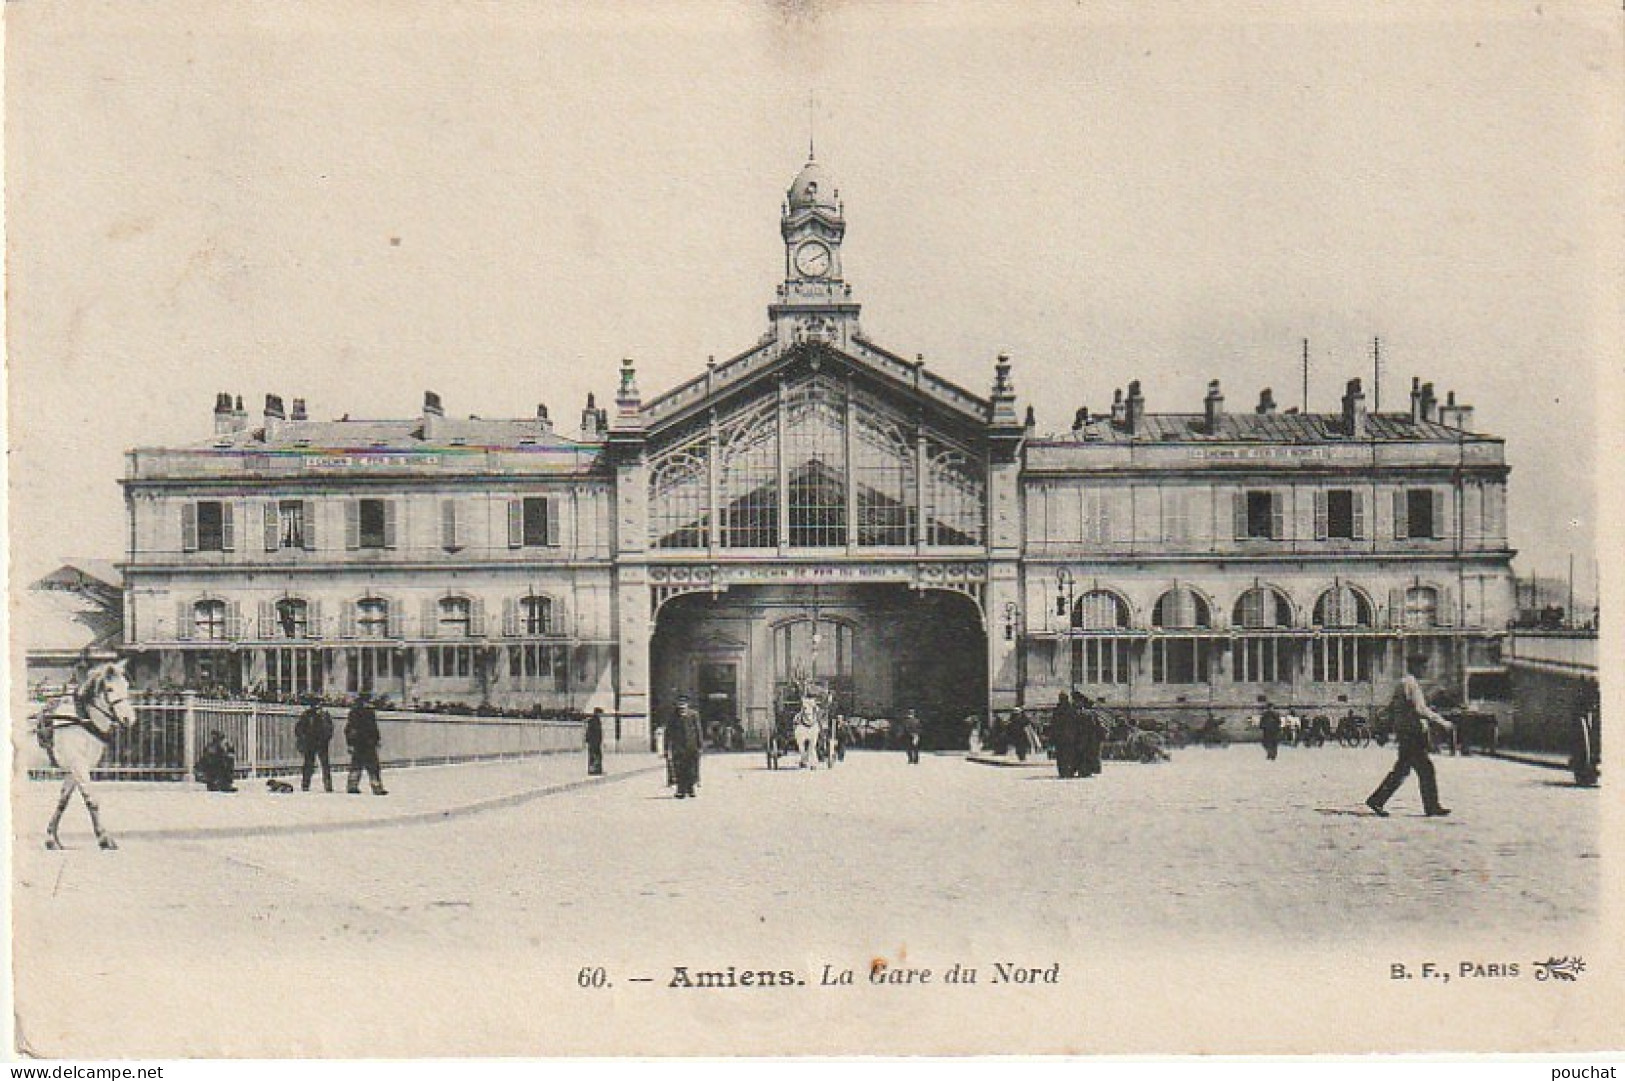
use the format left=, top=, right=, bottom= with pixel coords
left=1407, top=489, right=1438, bottom=539
left=277, top=501, right=306, bottom=549
left=1071, top=638, right=1131, bottom=685
left=510, top=497, right=562, bottom=548
left=1082, top=491, right=1112, bottom=547
left=1313, top=636, right=1370, bottom=683
left=263, top=647, right=323, bottom=696
left=1326, top=490, right=1355, bottom=539
left=507, top=643, right=570, bottom=692
left=1152, top=638, right=1209, bottom=684
left=359, top=500, right=387, bottom=549
left=427, top=645, right=474, bottom=679
left=194, top=501, right=233, bottom=552
left=1233, top=638, right=1288, bottom=683
left=1161, top=489, right=1191, bottom=543
left=1237, top=491, right=1282, bottom=540
left=345, top=647, right=401, bottom=694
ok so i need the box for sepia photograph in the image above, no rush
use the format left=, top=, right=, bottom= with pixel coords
left=5, top=0, right=1622, bottom=1062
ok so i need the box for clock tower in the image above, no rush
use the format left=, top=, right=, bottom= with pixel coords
left=769, top=154, right=862, bottom=346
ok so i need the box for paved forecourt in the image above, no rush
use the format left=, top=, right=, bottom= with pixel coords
left=11, top=743, right=1602, bottom=1057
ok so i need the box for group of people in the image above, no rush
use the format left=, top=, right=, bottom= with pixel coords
left=196, top=694, right=388, bottom=795
left=1049, top=692, right=1108, bottom=780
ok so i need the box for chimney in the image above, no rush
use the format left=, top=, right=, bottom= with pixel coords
left=1256, top=387, right=1277, bottom=415
left=1125, top=380, right=1145, bottom=434
left=1437, top=390, right=1475, bottom=431
left=1072, top=406, right=1089, bottom=432
left=290, top=398, right=307, bottom=422
left=233, top=395, right=247, bottom=430
left=1341, top=377, right=1368, bottom=438
left=1110, top=388, right=1126, bottom=427
left=423, top=390, right=444, bottom=440
left=1410, top=377, right=1425, bottom=422
left=213, top=392, right=237, bottom=436
left=581, top=392, right=604, bottom=440
left=1203, top=379, right=1225, bottom=434
left=536, top=402, right=550, bottom=426
left=263, top=393, right=286, bottom=440
left=1421, top=381, right=1437, bottom=423
left=1024, top=405, right=1036, bottom=430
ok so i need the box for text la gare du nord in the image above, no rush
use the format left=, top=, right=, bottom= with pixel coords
left=664, top=960, right=1062, bottom=989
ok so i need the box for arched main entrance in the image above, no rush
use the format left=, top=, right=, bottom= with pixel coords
left=650, top=583, right=987, bottom=749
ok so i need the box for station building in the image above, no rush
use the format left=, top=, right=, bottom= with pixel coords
left=119, top=156, right=1516, bottom=742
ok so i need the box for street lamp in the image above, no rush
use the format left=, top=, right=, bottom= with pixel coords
left=1055, top=568, right=1076, bottom=619
left=1003, top=601, right=1020, bottom=642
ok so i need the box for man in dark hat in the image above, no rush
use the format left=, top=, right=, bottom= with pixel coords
left=294, top=695, right=335, bottom=792
left=1259, top=700, right=1282, bottom=761
left=667, top=694, right=704, bottom=799
left=1051, top=691, right=1080, bottom=779
left=1366, top=655, right=1453, bottom=817
left=345, top=692, right=387, bottom=796
left=585, top=707, right=605, bottom=776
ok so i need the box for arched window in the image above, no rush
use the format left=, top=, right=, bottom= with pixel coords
left=356, top=597, right=390, bottom=639
left=521, top=595, right=553, bottom=636
left=274, top=598, right=308, bottom=639
left=1151, top=587, right=1211, bottom=684
left=194, top=599, right=228, bottom=641
left=783, top=378, right=847, bottom=547
left=719, top=400, right=778, bottom=549
left=1072, top=590, right=1130, bottom=630
left=1152, top=587, right=1211, bottom=629
left=1313, top=586, right=1373, bottom=629
left=1071, top=591, right=1132, bottom=685
left=1233, top=587, right=1293, bottom=629
left=438, top=597, right=473, bottom=638
left=648, top=440, right=708, bottom=549
left=772, top=618, right=856, bottom=715
left=1404, top=586, right=1440, bottom=629
left=853, top=407, right=915, bottom=546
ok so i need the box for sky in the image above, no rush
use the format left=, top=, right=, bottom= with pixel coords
left=6, top=1, right=1620, bottom=595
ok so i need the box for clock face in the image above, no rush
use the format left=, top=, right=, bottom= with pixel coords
left=794, top=241, right=832, bottom=279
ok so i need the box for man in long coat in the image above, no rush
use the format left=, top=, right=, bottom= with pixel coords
left=668, top=695, right=704, bottom=799
left=345, top=693, right=387, bottom=796
left=1052, top=691, right=1080, bottom=779
left=585, top=708, right=605, bottom=776
left=1077, top=694, right=1106, bottom=777
left=294, top=696, right=335, bottom=792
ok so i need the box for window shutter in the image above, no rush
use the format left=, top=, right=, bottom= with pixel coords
left=470, top=597, right=486, bottom=637
left=175, top=600, right=194, bottom=641
left=1231, top=491, right=1246, bottom=540
left=1352, top=492, right=1367, bottom=540
left=303, top=500, right=318, bottom=551
left=1270, top=491, right=1286, bottom=540
left=1432, top=489, right=1447, bottom=541
left=442, top=499, right=458, bottom=548
left=264, top=503, right=279, bottom=551
left=339, top=602, right=357, bottom=639
left=383, top=500, right=399, bottom=549
left=421, top=597, right=439, bottom=640
left=226, top=602, right=242, bottom=640
left=502, top=597, right=518, bottom=637
left=546, top=496, right=562, bottom=546
left=345, top=501, right=361, bottom=550
left=1392, top=490, right=1408, bottom=540
left=1313, top=491, right=1329, bottom=541
left=508, top=500, right=523, bottom=548
left=221, top=503, right=236, bottom=552
left=1388, top=587, right=1405, bottom=629
left=182, top=503, right=199, bottom=552
left=309, top=599, right=324, bottom=639
left=1437, top=586, right=1456, bottom=627
left=386, top=604, right=403, bottom=639
left=258, top=600, right=274, bottom=639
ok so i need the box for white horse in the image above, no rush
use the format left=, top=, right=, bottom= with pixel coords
left=794, top=696, right=824, bottom=770
left=37, top=661, right=138, bottom=851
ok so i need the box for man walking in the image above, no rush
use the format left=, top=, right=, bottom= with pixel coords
left=585, top=707, right=605, bottom=776
left=1052, top=691, right=1080, bottom=779
left=345, top=693, right=388, bottom=796
left=1259, top=701, right=1282, bottom=761
left=1077, top=695, right=1105, bottom=778
left=294, top=696, right=335, bottom=792
left=902, top=709, right=922, bottom=764
left=668, top=694, right=703, bottom=799
left=1366, top=655, right=1453, bottom=817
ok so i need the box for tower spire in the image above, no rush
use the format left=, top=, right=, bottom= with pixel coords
left=807, top=90, right=816, bottom=160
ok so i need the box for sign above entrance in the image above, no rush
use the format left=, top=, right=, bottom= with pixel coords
left=647, top=561, right=986, bottom=588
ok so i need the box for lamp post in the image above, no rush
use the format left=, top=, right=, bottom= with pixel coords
left=1055, top=568, right=1076, bottom=625
left=1003, top=601, right=1020, bottom=642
